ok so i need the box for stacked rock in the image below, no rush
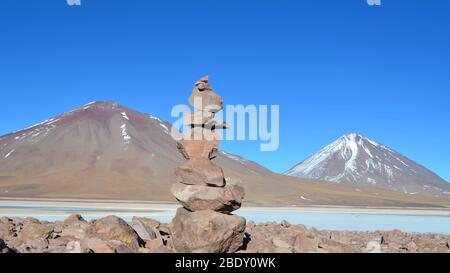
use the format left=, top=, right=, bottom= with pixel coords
left=170, top=76, right=246, bottom=253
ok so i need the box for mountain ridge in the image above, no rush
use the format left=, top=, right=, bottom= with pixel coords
left=1, top=102, right=449, bottom=207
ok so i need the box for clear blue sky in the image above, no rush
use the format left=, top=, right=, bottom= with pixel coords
left=1, top=0, right=449, bottom=181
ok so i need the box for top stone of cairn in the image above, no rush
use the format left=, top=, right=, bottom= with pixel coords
left=188, top=76, right=224, bottom=113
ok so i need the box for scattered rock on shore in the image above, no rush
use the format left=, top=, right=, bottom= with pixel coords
left=85, top=215, right=142, bottom=251
left=1, top=214, right=450, bottom=253
left=171, top=208, right=246, bottom=253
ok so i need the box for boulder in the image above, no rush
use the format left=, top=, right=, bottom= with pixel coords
left=293, top=233, right=318, bottom=253
left=272, top=237, right=293, bottom=249
left=23, top=217, right=41, bottom=224
left=175, top=159, right=225, bottom=187
left=107, top=240, right=136, bottom=253
left=0, top=217, right=13, bottom=224
left=317, top=238, right=361, bottom=253
left=86, top=216, right=142, bottom=251
left=66, top=241, right=82, bottom=253
left=18, top=222, right=54, bottom=242
left=81, top=237, right=136, bottom=253
left=138, top=248, right=152, bottom=253
left=189, top=76, right=223, bottom=113
left=64, top=214, right=86, bottom=224
left=241, top=232, right=276, bottom=253
left=171, top=183, right=245, bottom=213
left=3, top=237, right=21, bottom=251
left=203, top=118, right=229, bottom=130
left=57, top=214, right=91, bottom=240
left=132, top=217, right=161, bottom=230
left=158, top=223, right=172, bottom=235
left=0, top=223, right=14, bottom=241
left=189, top=92, right=223, bottom=113
left=0, top=238, right=13, bottom=253
left=15, top=238, right=49, bottom=253
left=171, top=208, right=246, bottom=253
left=46, top=237, right=78, bottom=253
left=281, top=220, right=291, bottom=228
left=144, top=238, right=171, bottom=253
left=365, top=240, right=382, bottom=253
left=82, top=237, right=114, bottom=253
left=195, top=75, right=211, bottom=90
left=131, top=218, right=158, bottom=240
left=184, top=111, right=214, bottom=126
left=177, top=128, right=220, bottom=160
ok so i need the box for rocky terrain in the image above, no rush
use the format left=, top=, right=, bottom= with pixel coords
left=1, top=214, right=449, bottom=253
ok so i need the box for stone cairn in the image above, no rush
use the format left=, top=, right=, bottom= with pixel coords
left=170, top=76, right=246, bottom=253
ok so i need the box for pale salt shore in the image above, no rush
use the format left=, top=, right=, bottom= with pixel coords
left=1, top=197, right=450, bottom=216
left=0, top=198, right=178, bottom=221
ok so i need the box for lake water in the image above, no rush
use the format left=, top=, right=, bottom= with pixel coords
left=1, top=205, right=450, bottom=235
left=237, top=211, right=450, bottom=235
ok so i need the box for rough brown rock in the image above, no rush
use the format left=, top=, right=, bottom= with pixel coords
left=188, top=76, right=223, bottom=113
left=175, top=159, right=225, bottom=187
left=64, top=214, right=85, bottom=223
left=171, top=183, right=245, bottom=212
left=144, top=238, right=171, bottom=253
left=0, top=238, right=13, bottom=253
left=0, top=222, right=14, bottom=241
left=59, top=214, right=90, bottom=240
left=132, top=217, right=161, bottom=230
left=242, top=221, right=299, bottom=253
left=177, top=128, right=220, bottom=160
left=18, top=222, right=54, bottom=242
left=86, top=215, right=142, bottom=251
left=15, top=238, right=50, bottom=253
left=203, top=118, right=229, bottom=130
left=131, top=217, right=158, bottom=240
left=365, top=240, right=382, bottom=253
left=171, top=208, right=246, bottom=253
left=2, top=215, right=450, bottom=253
left=317, top=238, right=362, bottom=253
left=82, top=237, right=115, bottom=253
left=107, top=240, right=136, bottom=253
left=184, top=111, right=214, bottom=126
left=293, top=233, right=318, bottom=253
left=66, top=241, right=82, bottom=253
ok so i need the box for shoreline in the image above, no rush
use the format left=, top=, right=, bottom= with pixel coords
left=1, top=197, right=450, bottom=216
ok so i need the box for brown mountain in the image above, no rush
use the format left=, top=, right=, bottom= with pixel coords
left=1, top=102, right=449, bottom=207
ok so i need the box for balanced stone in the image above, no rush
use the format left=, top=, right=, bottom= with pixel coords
left=175, top=158, right=225, bottom=187
left=177, top=128, right=220, bottom=160
left=171, top=208, right=246, bottom=253
left=171, top=76, right=246, bottom=253
left=171, top=183, right=245, bottom=213
left=195, top=75, right=211, bottom=90
left=184, top=111, right=214, bottom=127
left=203, top=118, right=229, bottom=130
left=188, top=76, right=223, bottom=113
